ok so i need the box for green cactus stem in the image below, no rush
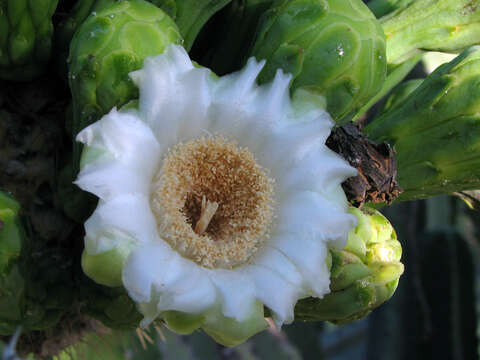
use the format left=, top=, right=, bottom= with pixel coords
left=249, top=0, right=387, bottom=123
left=381, top=0, right=480, bottom=64
left=0, top=0, right=59, bottom=81
left=68, top=0, right=182, bottom=169
left=366, top=46, right=480, bottom=201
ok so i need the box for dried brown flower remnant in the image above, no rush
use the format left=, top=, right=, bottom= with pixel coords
left=326, top=122, right=402, bottom=207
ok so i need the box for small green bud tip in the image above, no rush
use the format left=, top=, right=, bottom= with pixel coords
left=202, top=301, right=268, bottom=347
left=162, top=311, right=205, bottom=335
left=81, top=247, right=128, bottom=287
left=161, top=303, right=268, bottom=347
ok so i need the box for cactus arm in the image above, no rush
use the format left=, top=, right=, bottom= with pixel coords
left=68, top=0, right=182, bottom=170
left=0, top=0, right=59, bottom=80
left=366, top=46, right=480, bottom=200
left=249, top=0, right=387, bottom=123
left=382, top=0, right=480, bottom=64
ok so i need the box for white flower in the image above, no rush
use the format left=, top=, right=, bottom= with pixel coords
left=75, top=45, right=357, bottom=345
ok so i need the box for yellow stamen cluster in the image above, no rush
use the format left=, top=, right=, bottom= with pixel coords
left=150, top=136, right=275, bottom=269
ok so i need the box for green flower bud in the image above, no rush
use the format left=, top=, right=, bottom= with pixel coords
left=295, top=207, right=404, bottom=324
left=202, top=301, right=268, bottom=347
left=162, top=310, right=205, bottom=335
left=0, top=0, right=59, bottom=80
left=249, top=0, right=387, bottom=122
left=161, top=301, right=268, bottom=347
left=366, top=46, right=480, bottom=201
left=81, top=227, right=138, bottom=287
left=382, top=0, right=480, bottom=64
left=69, top=0, right=182, bottom=167
left=82, top=248, right=127, bottom=287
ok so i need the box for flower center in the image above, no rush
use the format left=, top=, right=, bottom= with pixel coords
left=150, top=136, right=275, bottom=269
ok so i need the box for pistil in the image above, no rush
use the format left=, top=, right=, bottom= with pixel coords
left=194, top=196, right=219, bottom=235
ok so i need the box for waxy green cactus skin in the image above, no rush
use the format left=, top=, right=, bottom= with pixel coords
left=57, top=0, right=231, bottom=60
left=376, top=78, right=423, bottom=115
left=68, top=0, right=182, bottom=167
left=249, top=0, right=387, bottom=123
left=295, top=207, right=404, bottom=324
left=367, top=0, right=414, bottom=18
left=382, top=0, right=480, bottom=64
left=0, top=0, right=59, bottom=81
left=366, top=46, right=480, bottom=201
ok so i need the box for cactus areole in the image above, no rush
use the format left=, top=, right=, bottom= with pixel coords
left=75, top=44, right=359, bottom=346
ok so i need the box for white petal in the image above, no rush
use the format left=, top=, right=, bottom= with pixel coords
left=212, top=57, right=265, bottom=104
left=123, top=243, right=216, bottom=314
left=76, top=161, right=153, bottom=200
left=84, top=194, right=158, bottom=253
left=276, top=147, right=357, bottom=198
left=75, top=109, right=161, bottom=200
left=83, top=226, right=137, bottom=255
left=174, top=69, right=213, bottom=141
left=206, top=269, right=256, bottom=322
left=255, top=117, right=333, bottom=177
left=276, top=191, right=356, bottom=249
left=207, top=59, right=267, bottom=152
left=251, top=247, right=303, bottom=290
left=245, top=264, right=300, bottom=326
left=253, top=69, right=292, bottom=119
left=270, top=231, right=330, bottom=296
left=245, top=247, right=306, bottom=325
left=207, top=62, right=292, bottom=154
left=131, top=45, right=212, bottom=147
left=76, top=108, right=161, bottom=167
